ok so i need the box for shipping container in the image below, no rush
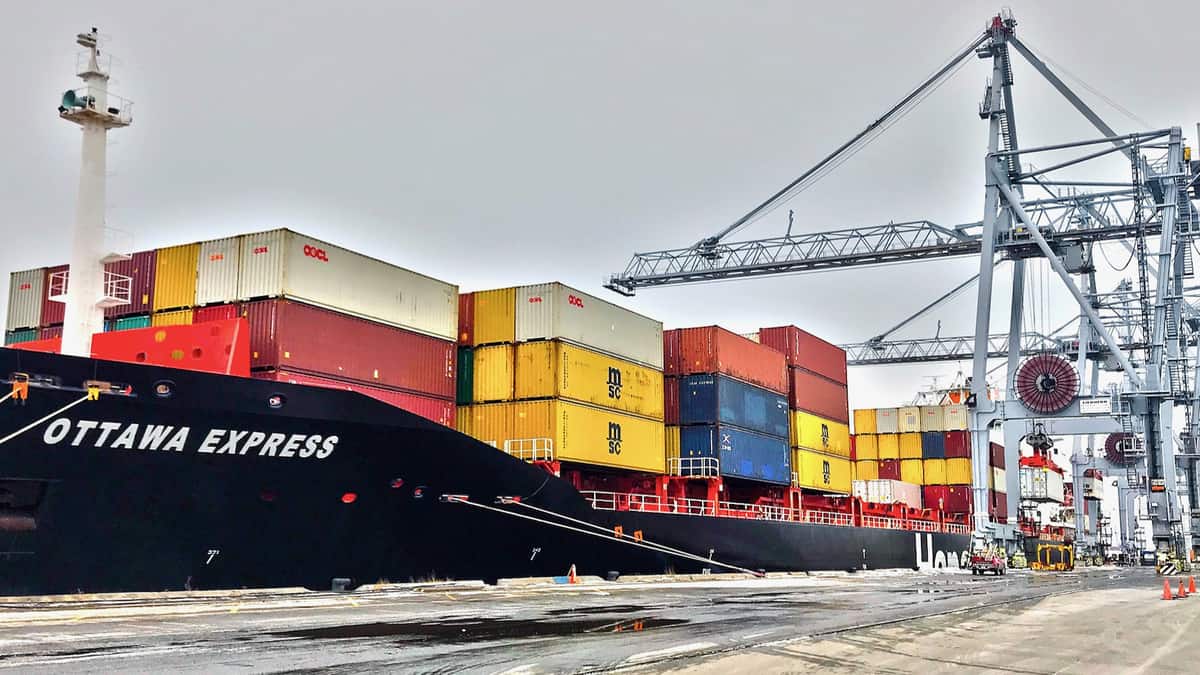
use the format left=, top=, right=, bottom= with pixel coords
left=757, top=325, right=848, bottom=384
left=923, top=485, right=949, bottom=511
left=193, top=304, right=241, bottom=323
left=237, top=229, right=458, bottom=341
left=855, top=433, right=879, bottom=460
left=1020, top=466, right=1065, bottom=502
left=897, top=406, right=921, bottom=433
left=473, top=344, right=514, bottom=402
left=679, top=424, right=791, bottom=485
left=40, top=265, right=68, bottom=326
left=6, top=268, right=44, bottom=331
left=924, top=458, right=947, bottom=484
left=787, top=368, right=849, bottom=423
left=921, top=431, right=946, bottom=459
left=678, top=374, right=789, bottom=438
left=515, top=340, right=664, bottom=420
left=666, top=425, right=680, bottom=464
left=944, top=485, right=972, bottom=513
left=38, top=325, right=63, bottom=340
left=664, top=326, right=787, bottom=393
left=473, top=287, right=515, bottom=346
left=112, top=314, right=151, bottom=331
left=4, top=328, right=37, bottom=345
left=664, top=375, right=679, bottom=426
left=245, top=298, right=456, bottom=398
left=990, top=490, right=1008, bottom=523
left=739, top=331, right=760, bottom=343
left=899, top=432, right=922, bottom=459
left=253, top=369, right=454, bottom=427
left=946, top=458, right=972, bottom=485
left=515, top=282, right=663, bottom=369
left=457, top=292, right=474, bottom=346
left=990, top=466, right=1007, bottom=493
left=152, top=309, right=194, bottom=327
left=877, top=433, right=900, bottom=459
left=853, top=408, right=877, bottom=434
left=989, top=442, right=1005, bottom=468
left=196, top=237, right=241, bottom=306
left=919, top=405, right=945, bottom=432
left=153, top=243, right=200, bottom=311
left=875, top=407, right=899, bottom=433
left=793, top=449, right=851, bottom=494
left=855, top=459, right=879, bottom=480
left=853, top=479, right=922, bottom=508
left=455, top=405, right=472, bottom=435
left=900, top=459, right=924, bottom=485
left=943, top=404, right=968, bottom=431
left=456, top=346, right=474, bottom=405
left=879, top=458, right=901, bottom=481
left=467, top=399, right=665, bottom=473
left=945, top=430, right=971, bottom=459
left=790, top=411, right=850, bottom=457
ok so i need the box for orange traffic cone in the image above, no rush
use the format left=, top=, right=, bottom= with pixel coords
left=1179, top=579, right=1189, bottom=598
left=567, top=564, right=578, bottom=585
left=1163, top=579, right=1174, bottom=600
left=1190, top=576, right=1197, bottom=594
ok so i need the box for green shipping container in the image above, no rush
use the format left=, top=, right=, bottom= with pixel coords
left=456, top=346, right=474, bottom=405
left=4, top=329, right=37, bottom=345
left=114, top=315, right=152, bottom=331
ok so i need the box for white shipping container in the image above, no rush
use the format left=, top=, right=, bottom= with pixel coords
left=515, top=282, right=663, bottom=369
left=196, top=236, right=242, bottom=306
left=942, top=404, right=968, bottom=430
left=1046, top=470, right=1065, bottom=503
left=236, top=229, right=458, bottom=340
left=897, top=406, right=921, bottom=432
left=919, top=405, right=945, bottom=432
left=990, top=467, right=1007, bottom=493
left=6, top=268, right=44, bottom=331
left=1019, top=466, right=1065, bottom=502
left=852, top=479, right=922, bottom=508
left=874, top=408, right=899, bottom=433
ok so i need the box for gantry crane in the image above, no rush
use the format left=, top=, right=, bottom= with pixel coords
left=607, top=11, right=1200, bottom=559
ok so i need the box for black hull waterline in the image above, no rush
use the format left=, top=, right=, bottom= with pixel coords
left=0, top=350, right=970, bottom=596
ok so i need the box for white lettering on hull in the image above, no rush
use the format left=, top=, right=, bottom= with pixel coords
left=40, top=418, right=339, bottom=460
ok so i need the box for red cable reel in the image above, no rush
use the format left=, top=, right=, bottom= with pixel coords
left=1013, top=353, right=1080, bottom=414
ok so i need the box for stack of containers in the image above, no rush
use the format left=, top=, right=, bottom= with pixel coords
left=988, top=442, right=1008, bottom=522
left=460, top=283, right=666, bottom=474
left=667, top=326, right=790, bottom=485
left=759, top=326, right=851, bottom=494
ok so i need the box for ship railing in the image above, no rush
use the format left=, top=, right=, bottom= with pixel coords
left=910, top=519, right=941, bottom=533
left=667, top=456, right=720, bottom=478
left=861, top=515, right=905, bottom=530
left=801, top=509, right=854, bottom=527
left=944, top=523, right=970, bottom=535
left=503, top=437, right=554, bottom=462
left=717, top=500, right=796, bottom=522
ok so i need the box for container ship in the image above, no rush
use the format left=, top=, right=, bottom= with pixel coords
left=0, top=30, right=973, bottom=596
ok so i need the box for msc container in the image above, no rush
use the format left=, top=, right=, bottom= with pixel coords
left=515, top=282, right=663, bottom=369
left=923, top=485, right=948, bottom=511
left=879, top=458, right=901, bottom=481
left=855, top=459, right=879, bottom=481
left=793, top=449, right=851, bottom=494
left=152, top=309, right=194, bottom=326
left=990, top=467, right=1007, bottom=493
left=945, top=430, right=971, bottom=459
left=853, top=408, right=877, bottom=434
left=40, top=265, right=68, bottom=326
left=456, top=346, right=474, bottom=405
left=900, top=459, right=924, bottom=485
left=6, top=268, right=44, bottom=331
left=874, top=407, right=899, bottom=433
left=515, top=340, right=664, bottom=420
left=196, top=236, right=241, bottom=306
left=853, top=479, right=922, bottom=508
left=897, top=406, right=921, bottom=433
left=943, top=404, right=968, bottom=431
left=473, top=344, right=514, bottom=402
left=757, top=325, right=848, bottom=384
left=898, top=432, right=922, bottom=459
left=112, top=314, right=151, bottom=331
left=457, top=292, right=474, bottom=345
left=679, top=424, right=791, bottom=485
left=678, top=374, right=789, bottom=438
left=455, top=405, right=472, bottom=435
left=943, top=485, right=972, bottom=513
left=855, top=433, right=879, bottom=460
left=467, top=399, right=665, bottom=473
left=664, top=326, right=787, bottom=393
left=153, top=243, right=200, bottom=311
left=237, top=229, right=458, bottom=341
left=989, top=442, right=1005, bottom=468
left=919, top=405, right=945, bottom=432
left=664, top=375, right=679, bottom=425
left=253, top=369, right=454, bottom=427
left=4, top=328, right=37, bottom=345
left=790, top=411, right=850, bottom=457
left=245, top=298, right=455, bottom=398
left=787, top=368, right=849, bottom=423
left=473, top=287, right=515, bottom=346
left=946, top=458, right=972, bottom=485
left=877, top=433, right=900, bottom=459
left=924, top=458, right=947, bottom=484
left=921, top=431, right=946, bottom=459
left=193, top=304, right=241, bottom=323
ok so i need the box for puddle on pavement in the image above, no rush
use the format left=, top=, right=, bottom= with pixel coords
left=546, top=604, right=649, bottom=615
left=271, top=617, right=687, bottom=643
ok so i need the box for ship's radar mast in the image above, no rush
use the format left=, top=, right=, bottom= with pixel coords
left=56, top=27, right=134, bottom=357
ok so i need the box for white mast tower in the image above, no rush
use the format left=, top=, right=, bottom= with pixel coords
left=55, top=27, right=133, bottom=357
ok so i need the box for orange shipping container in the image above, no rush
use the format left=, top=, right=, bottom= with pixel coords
left=664, top=326, right=788, bottom=393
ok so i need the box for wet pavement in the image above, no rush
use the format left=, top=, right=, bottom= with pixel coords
left=0, top=567, right=1166, bottom=673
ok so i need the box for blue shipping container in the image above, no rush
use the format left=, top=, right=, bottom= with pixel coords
left=4, top=329, right=37, bottom=345
left=921, top=431, right=946, bottom=459
left=679, top=424, right=792, bottom=485
left=679, top=374, right=789, bottom=438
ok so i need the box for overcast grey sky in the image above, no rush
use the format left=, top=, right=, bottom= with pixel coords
left=4, top=1, right=1199, bottom=411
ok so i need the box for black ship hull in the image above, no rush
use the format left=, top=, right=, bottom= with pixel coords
left=0, top=349, right=969, bottom=596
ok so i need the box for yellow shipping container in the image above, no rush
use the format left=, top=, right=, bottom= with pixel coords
left=900, top=458, right=924, bottom=485
left=790, top=411, right=850, bottom=457
left=856, top=459, right=880, bottom=481
left=455, top=405, right=472, bottom=435
left=793, top=449, right=852, bottom=495
left=153, top=243, right=200, bottom=311
left=467, top=400, right=665, bottom=473
left=666, top=425, right=680, bottom=463
left=919, top=405, right=945, bottom=432
left=897, top=406, right=921, bottom=432
left=152, top=309, right=193, bottom=326
left=514, top=340, right=664, bottom=420
left=923, top=458, right=947, bottom=484
left=853, top=409, right=877, bottom=434
left=473, top=344, right=515, bottom=402
left=877, top=433, right=900, bottom=459
left=946, top=458, right=972, bottom=484
left=899, top=432, right=923, bottom=459
left=473, top=287, right=516, bottom=346
left=855, top=433, right=879, bottom=460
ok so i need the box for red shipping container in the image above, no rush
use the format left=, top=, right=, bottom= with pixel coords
left=244, top=299, right=455, bottom=399
left=989, top=441, right=1005, bottom=468
left=788, top=367, right=849, bottom=423
left=194, top=303, right=241, bottom=323
left=758, top=325, right=848, bottom=385
left=850, top=435, right=857, bottom=461
left=989, top=490, right=1008, bottom=523
left=879, top=459, right=901, bottom=480
left=104, top=250, right=157, bottom=318
left=39, top=325, right=63, bottom=340
left=923, top=485, right=949, bottom=511
left=457, top=292, right=474, bottom=346
left=254, top=369, right=455, bottom=427
left=664, top=375, right=679, bottom=426
left=664, top=326, right=787, bottom=393
left=41, top=265, right=69, bottom=326
left=943, top=485, right=972, bottom=513
left=944, top=430, right=971, bottom=458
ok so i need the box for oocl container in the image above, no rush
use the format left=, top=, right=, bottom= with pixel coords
left=919, top=406, right=945, bottom=432
left=664, top=326, right=787, bottom=393
left=898, top=433, right=922, bottom=459
left=793, top=449, right=851, bottom=494
left=40, top=265, right=68, bottom=326
left=152, top=309, right=194, bottom=326
left=921, top=431, right=946, bottom=459
left=472, top=344, right=514, bottom=402
left=679, top=424, right=791, bottom=485
left=237, top=229, right=458, bottom=341
left=787, top=368, right=849, bottom=423
left=923, top=458, right=947, bottom=484
left=515, top=282, right=663, bottom=369
left=897, top=406, right=921, bottom=433
left=875, top=408, right=899, bottom=433
left=946, top=458, right=972, bottom=485
left=473, top=287, right=515, bottom=346
left=6, top=269, right=44, bottom=331
left=757, top=325, right=848, bottom=384
left=101, top=250, right=157, bottom=318
left=900, top=459, right=924, bottom=485
left=196, top=236, right=241, bottom=306
left=253, top=369, right=455, bottom=427
left=877, top=434, right=900, bottom=459
left=855, top=433, right=879, bottom=460
left=678, top=374, right=789, bottom=438
left=153, top=243, right=200, bottom=311
left=945, top=430, right=970, bottom=458
left=514, top=340, right=664, bottom=420
left=853, top=408, right=877, bottom=434
left=855, top=459, right=879, bottom=481
left=790, top=411, right=850, bottom=457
